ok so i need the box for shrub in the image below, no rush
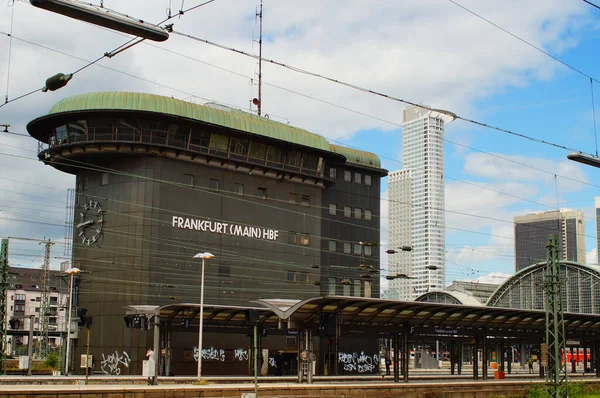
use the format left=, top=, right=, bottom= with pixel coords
left=45, top=352, right=59, bottom=370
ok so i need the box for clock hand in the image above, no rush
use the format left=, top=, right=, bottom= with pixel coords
left=76, top=220, right=94, bottom=228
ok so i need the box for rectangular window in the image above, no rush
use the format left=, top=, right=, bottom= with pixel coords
left=300, top=234, right=310, bottom=246
left=288, top=232, right=297, bottom=244
left=364, top=246, right=372, bottom=256
left=297, top=272, right=308, bottom=283
left=15, top=294, right=25, bottom=301
left=343, top=284, right=351, bottom=296
left=234, top=183, right=244, bottom=196
left=218, top=265, right=231, bottom=277
left=328, top=241, right=336, bottom=252
left=329, top=168, right=337, bottom=179
left=189, top=128, right=210, bottom=151
left=257, top=187, right=267, bottom=199
left=286, top=151, right=302, bottom=168
left=208, top=133, right=230, bottom=155
left=353, top=243, right=362, bottom=255
left=287, top=271, right=296, bottom=282
left=353, top=280, right=361, bottom=297
left=328, top=278, right=336, bottom=295
left=354, top=173, right=362, bottom=184
left=355, top=208, right=362, bottom=219
left=344, top=206, right=351, bottom=217
left=288, top=193, right=298, bottom=204
left=329, top=204, right=337, bottom=215
left=344, top=170, right=352, bottom=182
left=209, top=178, right=220, bottom=191
left=83, top=176, right=89, bottom=190
left=101, top=172, right=109, bottom=186
left=248, top=142, right=267, bottom=162
left=364, top=281, right=372, bottom=298
left=229, top=137, right=249, bottom=157
left=184, top=174, right=194, bottom=186
left=365, top=209, right=372, bottom=221
left=365, top=175, right=372, bottom=186
left=301, top=195, right=310, bottom=207
left=266, top=146, right=283, bottom=166
left=343, top=243, right=351, bottom=254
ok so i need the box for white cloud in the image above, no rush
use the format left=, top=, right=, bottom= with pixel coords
left=456, top=272, right=512, bottom=285
left=463, top=152, right=589, bottom=192
left=587, top=248, right=597, bottom=266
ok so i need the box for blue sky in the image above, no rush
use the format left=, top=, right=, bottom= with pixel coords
left=1, top=0, right=600, bottom=286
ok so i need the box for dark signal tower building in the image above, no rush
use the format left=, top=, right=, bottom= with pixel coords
left=27, top=92, right=386, bottom=375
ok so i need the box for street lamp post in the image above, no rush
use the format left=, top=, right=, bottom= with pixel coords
left=193, top=252, right=214, bottom=381
left=64, top=267, right=81, bottom=376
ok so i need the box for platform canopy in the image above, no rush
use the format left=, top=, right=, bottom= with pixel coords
left=125, top=296, right=600, bottom=340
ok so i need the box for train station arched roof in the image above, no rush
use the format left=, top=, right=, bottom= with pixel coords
left=486, top=261, right=600, bottom=314
left=414, top=290, right=483, bottom=306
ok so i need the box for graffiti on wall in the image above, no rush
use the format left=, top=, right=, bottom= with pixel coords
left=338, top=352, right=378, bottom=373
left=193, top=346, right=226, bottom=362
left=100, top=350, right=131, bottom=375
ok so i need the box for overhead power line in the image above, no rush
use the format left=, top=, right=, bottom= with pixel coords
left=449, top=0, right=600, bottom=85
left=171, top=29, right=590, bottom=156
left=583, top=0, right=600, bottom=11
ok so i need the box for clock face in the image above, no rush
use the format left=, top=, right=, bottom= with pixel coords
left=77, top=201, right=104, bottom=246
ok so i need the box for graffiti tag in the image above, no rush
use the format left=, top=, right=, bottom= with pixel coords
left=100, top=350, right=131, bottom=375
left=338, top=351, right=378, bottom=373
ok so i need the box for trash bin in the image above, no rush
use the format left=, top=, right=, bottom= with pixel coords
left=494, top=371, right=505, bottom=379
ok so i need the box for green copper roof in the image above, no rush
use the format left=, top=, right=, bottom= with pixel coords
left=39, top=92, right=383, bottom=169
left=47, top=92, right=331, bottom=152
left=329, top=144, right=381, bottom=168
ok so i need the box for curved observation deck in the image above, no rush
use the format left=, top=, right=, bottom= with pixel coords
left=26, top=92, right=384, bottom=184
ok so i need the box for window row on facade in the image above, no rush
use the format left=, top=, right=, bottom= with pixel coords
left=328, top=204, right=373, bottom=220
left=328, top=168, right=373, bottom=186
left=328, top=241, right=372, bottom=256
left=51, top=118, right=325, bottom=177
left=327, top=277, right=372, bottom=297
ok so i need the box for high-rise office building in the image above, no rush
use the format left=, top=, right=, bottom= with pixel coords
left=387, top=169, right=412, bottom=300
left=388, top=106, right=455, bottom=300
left=514, top=209, right=586, bottom=271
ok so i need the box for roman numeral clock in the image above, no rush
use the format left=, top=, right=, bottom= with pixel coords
left=77, top=201, right=104, bottom=246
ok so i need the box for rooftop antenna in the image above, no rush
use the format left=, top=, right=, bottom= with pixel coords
left=252, top=0, right=263, bottom=116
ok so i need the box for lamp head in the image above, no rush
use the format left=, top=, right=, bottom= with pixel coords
left=193, top=252, right=214, bottom=259
left=65, top=267, right=81, bottom=275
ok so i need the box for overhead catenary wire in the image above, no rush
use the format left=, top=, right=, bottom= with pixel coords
left=1, top=131, right=597, bottom=250
left=4, top=0, right=16, bottom=104
left=449, top=0, right=600, bottom=85
left=171, top=29, right=591, bottom=157
left=583, top=0, right=600, bottom=12
left=0, top=146, right=581, bottom=275
left=0, top=0, right=218, bottom=109
left=592, top=78, right=598, bottom=156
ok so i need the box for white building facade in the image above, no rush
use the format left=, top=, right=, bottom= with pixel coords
left=387, top=169, right=412, bottom=300
left=388, top=106, right=455, bottom=300
left=5, top=267, right=69, bottom=358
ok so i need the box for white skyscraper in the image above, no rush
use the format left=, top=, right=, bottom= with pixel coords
left=388, top=105, right=455, bottom=300
left=387, top=170, right=412, bottom=300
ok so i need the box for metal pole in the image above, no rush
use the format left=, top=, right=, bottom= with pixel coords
left=254, top=324, right=259, bottom=397
left=85, top=327, right=90, bottom=385
left=152, top=313, right=160, bottom=385
left=0, top=239, right=9, bottom=375
left=27, top=316, right=33, bottom=376
left=65, top=272, right=74, bottom=376
left=197, top=257, right=205, bottom=381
